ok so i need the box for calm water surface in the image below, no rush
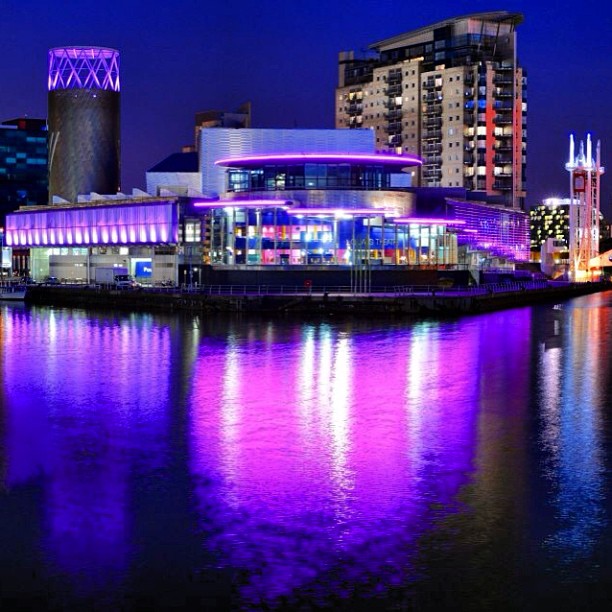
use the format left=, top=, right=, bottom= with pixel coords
left=2, top=293, right=612, bottom=610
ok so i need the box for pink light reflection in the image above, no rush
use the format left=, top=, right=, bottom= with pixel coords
left=188, top=321, right=480, bottom=605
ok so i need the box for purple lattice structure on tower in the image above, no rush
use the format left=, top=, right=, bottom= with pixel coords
left=48, top=47, right=120, bottom=92
left=48, top=46, right=121, bottom=202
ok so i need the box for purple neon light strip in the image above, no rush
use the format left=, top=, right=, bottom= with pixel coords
left=288, top=207, right=398, bottom=216
left=214, top=153, right=422, bottom=167
left=193, top=200, right=292, bottom=209
left=394, top=217, right=466, bottom=226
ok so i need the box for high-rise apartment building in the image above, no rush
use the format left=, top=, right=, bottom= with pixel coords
left=336, top=11, right=526, bottom=209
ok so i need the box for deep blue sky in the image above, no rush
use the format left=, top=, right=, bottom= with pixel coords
left=1, top=0, right=610, bottom=211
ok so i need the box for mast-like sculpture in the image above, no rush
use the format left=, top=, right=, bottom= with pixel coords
left=565, top=134, right=605, bottom=280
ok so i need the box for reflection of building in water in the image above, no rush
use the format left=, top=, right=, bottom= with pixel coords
left=188, top=320, right=480, bottom=606
left=537, top=301, right=606, bottom=565
left=0, top=309, right=173, bottom=590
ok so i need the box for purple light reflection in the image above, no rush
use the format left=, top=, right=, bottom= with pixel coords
left=1, top=309, right=172, bottom=594
left=188, top=321, right=481, bottom=606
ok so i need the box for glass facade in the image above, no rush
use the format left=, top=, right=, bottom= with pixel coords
left=228, top=163, right=401, bottom=192
left=0, top=118, right=48, bottom=225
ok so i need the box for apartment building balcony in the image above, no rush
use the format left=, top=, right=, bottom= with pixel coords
left=423, top=129, right=442, bottom=140
left=384, top=98, right=402, bottom=109
left=494, top=116, right=513, bottom=125
left=348, top=103, right=363, bottom=114
left=495, top=144, right=513, bottom=151
left=422, top=143, right=442, bottom=154
left=493, top=88, right=513, bottom=98
left=384, top=109, right=403, bottom=121
left=423, top=92, right=443, bottom=103
left=494, top=155, right=513, bottom=164
left=388, top=134, right=403, bottom=146
left=423, top=168, right=443, bottom=180
left=423, top=156, right=442, bottom=166
left=464, top=153, right=474, bottom=164
left=493, top=181, right=513, bottom=191
left=493, top=75, right=514, bottom=85
left=384, top=83, right=402, bottom=97
left=387, top=72, right=402, bottom=85
left=494, top=101, right=513, bottom=110
left=424, top=103, right=442, bottom=115
left=424, top=117, right=442, bottom=129
left=385, top=121, right=403, bottom=134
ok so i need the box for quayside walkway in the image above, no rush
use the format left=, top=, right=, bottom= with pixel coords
left=24, top=280, right=609, bottom=316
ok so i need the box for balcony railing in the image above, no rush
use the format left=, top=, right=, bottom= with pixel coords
left=384, top=84, right=402, bottom=97
left=384, top=109, right=403, bottom=121
left=385, top=122, right=403, bottom=134
left=423, top=129, right=442, bottom=140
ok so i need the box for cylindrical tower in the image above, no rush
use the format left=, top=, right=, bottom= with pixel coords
left=48, top=46, right=120, bottom=202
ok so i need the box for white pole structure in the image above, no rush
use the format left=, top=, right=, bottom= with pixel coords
left=565, top=133, right=605, bottom=281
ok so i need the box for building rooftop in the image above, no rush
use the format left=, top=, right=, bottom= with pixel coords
left=369, top=11, right=523, bottom=52
left=1, top=117, right=47, bottom=130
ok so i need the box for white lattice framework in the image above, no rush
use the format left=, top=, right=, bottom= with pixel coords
left=48, top=47, right=120, bottom=92
left=565, top=134, right=605, bottom=281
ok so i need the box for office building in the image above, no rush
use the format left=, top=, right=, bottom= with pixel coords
left=530, top=198, right=571, bottom=251
left=0, top=118, right=48, bottom=225
left=336, top=11, right=526, bottom=209
left=48, top=46, right=121, bottom=202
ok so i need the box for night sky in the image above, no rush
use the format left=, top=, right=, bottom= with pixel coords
left=1, top=0, right=610, bottom=212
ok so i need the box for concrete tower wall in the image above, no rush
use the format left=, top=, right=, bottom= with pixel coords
left=48, top=89, right=120, bottom=201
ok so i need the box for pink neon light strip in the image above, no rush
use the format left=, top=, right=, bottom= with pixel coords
left=394, top=217, right=466, bottom=225
left=193, top=200, right=292, bottom=208
left=214, top=153, right=422, bottom=167
left=288, top=208, right=398, bottom=216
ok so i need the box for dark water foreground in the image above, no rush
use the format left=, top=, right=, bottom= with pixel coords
left=2, top=292, right=612, bottom=610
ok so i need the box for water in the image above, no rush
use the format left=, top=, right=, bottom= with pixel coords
left=1, top=293, right=612, bottom=610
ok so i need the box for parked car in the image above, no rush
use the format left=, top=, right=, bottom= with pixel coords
left=114, top=274, right=139, bottom=289
left=43, top=276, right=61, bottom=285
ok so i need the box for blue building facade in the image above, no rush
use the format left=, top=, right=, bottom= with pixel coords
left=0, top=118, right=48, bottom=225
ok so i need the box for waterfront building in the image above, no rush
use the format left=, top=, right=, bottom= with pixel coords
left=6, top=118, right=529, bottom=282
left=530, top=198, right=570, bottom=252
left=0, top=118, right=48, bottom=224
left=0, top=117, right=48, bottom=276
left=335, top=11, right=526, bottom=209
left=48, top=46, right=121, bottom=202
